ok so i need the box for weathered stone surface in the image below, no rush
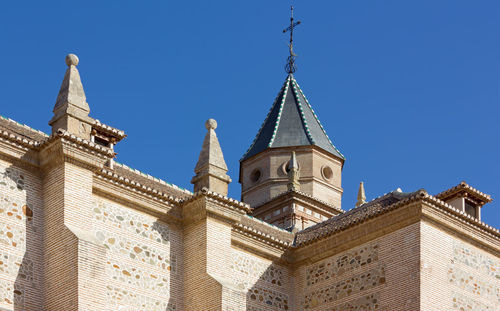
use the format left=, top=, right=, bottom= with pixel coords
left=191, top=118, right=231, bottom=195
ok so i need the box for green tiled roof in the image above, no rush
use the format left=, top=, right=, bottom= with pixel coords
left=241, top=74, right=344, bottom=161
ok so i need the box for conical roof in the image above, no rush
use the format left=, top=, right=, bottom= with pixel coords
left=241, top=74, right=344, bottom=161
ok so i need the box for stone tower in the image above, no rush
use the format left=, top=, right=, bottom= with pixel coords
left=240, top=73, right=345, bottom=230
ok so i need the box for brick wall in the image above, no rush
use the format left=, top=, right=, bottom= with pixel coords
left=294, top=222, right=420, bottom=311
left=1, top=146, right=498, bottom=311
left=0, top=159, right=43, bottom=311
left=91, top=195, right=180, bottom=311
left=232, top=248, right=291, bottom=311
left=421, top=221, right=499, bottom=311
left=183, top=218, right=222, bottom=310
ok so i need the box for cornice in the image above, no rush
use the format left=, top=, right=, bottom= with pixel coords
left=290, top=202, right=422, bottom=265
left=180, top=187, right=251, bottom=214
left=253, top=188, right=343, bottom=215
left=294, top=191, right=500, bottom=249
left=435, top=181, right=492, bottom=204
left=232, top=222, right=293, bottom=250
left=231, top=232, right=290, bottom=263
left=92, top=119, right=126, bottom=141
left=39, top=129, right=115, bottom=157
left=0, top=139, right=39, bottom=170
left=96, top=168, right=183, bottom=205
left=0, top=128, right=41, bottom=150
left=420, top=192, right=499, bottom=240
left=93, top=178, right=181, bottom=224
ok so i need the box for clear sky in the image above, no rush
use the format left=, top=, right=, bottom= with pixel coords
left=1, top=1, right=499, bottom=228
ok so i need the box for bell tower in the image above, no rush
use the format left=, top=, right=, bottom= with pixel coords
left=239, top=7, right=345, bottom=230
left=239, top=74, right=345, bottom=230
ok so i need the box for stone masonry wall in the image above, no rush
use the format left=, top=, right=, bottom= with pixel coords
left=0, top=159, right=43, bottom=311
left=420, top=221, right=499, bottom=311
left=91, top=196, right=181, bottom=311
left=295, top=222, right=420, bottom=311
left=231, top=248, right=291, bottom=311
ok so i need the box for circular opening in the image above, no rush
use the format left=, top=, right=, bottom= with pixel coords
left=322, top=166, right=333, bottom=180
left=284, top=161, right=291, bottom=174
left=250, top=168, right=262, bottom=183
left=281, top=160, right=299, bottom=175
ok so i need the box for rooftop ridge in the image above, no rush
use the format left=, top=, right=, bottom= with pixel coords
left=181, top=187, right=251, bottom=213
left=295, top=190, right=500, bottom=247
left=291, top=77, right=345, bottom=159
left=290, top=78, right=314, bottom=145
left=244, top=214, right=292, bottom=233
left=240, top=77, right=290, bottom=161
left=240, top=74, right=344, bottom=162
left=435, top=181, right=492, bottom=203
left=253, top=188, right=343, bottom=214
left=0, top=115, right=48, bottom=138
left=426, top=193, right=499, bottom=235
left=93, top=119, right=126, bottom=139
left=267, top=75, right=291, bottom=147
left=352, top=187, right=403, bottom=210
left=113, top=161, right=192, bottom=195
left=97, top=168, right=182, bottom=204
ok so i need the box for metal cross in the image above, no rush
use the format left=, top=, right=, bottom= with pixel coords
left=283, top=6, right=301, bottom=74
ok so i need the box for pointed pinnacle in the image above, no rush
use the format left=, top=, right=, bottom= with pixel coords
left=356, top=181, right=366, bottom=207
left=54, top=53, right=89, bottom=114
left=290, top=151, right=299, bottom=170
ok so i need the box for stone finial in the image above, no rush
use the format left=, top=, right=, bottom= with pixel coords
left=205, top=118, right=217, bottom=130
left=356, top=181, right=366, bottom=207
left=191, top=119, right=231, bottom=195
left=287, top=151, right=300, bottom=191
left=65, top=54, right=79, bottom=66
left=49, top=54, right=93, bottom=139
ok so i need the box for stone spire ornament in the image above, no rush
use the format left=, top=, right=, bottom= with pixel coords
left=356, top=181, right=366, bottom=207
left=191, top=119, right=232, bottom=195
left=49, top=54, right=93, bottom=139
left=287, top=151, right=300, bottom=191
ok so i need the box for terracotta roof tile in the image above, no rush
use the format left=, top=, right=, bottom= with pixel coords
left=294, top=189, right=420, bottom=246
left=0, top=116, right=47, bottom=142
left=112, top=163, right=192, bottom=199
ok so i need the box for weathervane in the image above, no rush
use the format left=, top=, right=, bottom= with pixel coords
left=283, top=6, right=301, bottom=74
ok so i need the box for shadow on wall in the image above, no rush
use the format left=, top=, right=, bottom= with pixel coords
left=152, top=220, right=177, bottom=311
left=0, top=163, right=42, bottom=311
left=244, top=258, right=290, bottom=311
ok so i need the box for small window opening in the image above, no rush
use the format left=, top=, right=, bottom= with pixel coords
left=464, top=201, right=477, bottom=218
left=94, top=136, right=109, bottom=147
left=250, top=168, right=262, bottom=183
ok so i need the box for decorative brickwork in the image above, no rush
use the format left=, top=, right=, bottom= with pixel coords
left=448, top=266, right=500, bottom=303
left=92, top=199, right=170, bottom=244
left=327, top=293, right=381, bottom=311
left=0, top=53, right=499, bottom=311
left=93, top=197, right=178, bottom=311
left=105, top=259, right=170, bottom=295
left=231, top=252, right=284, bottom=288
left=303, top=266, right=386, bottom=309
left=452, top=291, right=494, bottom=311
left=0, top=161, right=42, bottom=310
left=0, top=279, right=23, bottom=307
left=306, top=243, right=379, bottom=287
left=453, top=241, right=500, bottom=279
left=0, top=167, right=26, bottom=191
left=94, top=228, right=175, bottom=271
left=0, top=251, right=33, bottom=282
left=106, top=285, right=176, bottom=311
left=0, top=223, right=25, bottom=250
left=247, top=285, right=289, bottom=310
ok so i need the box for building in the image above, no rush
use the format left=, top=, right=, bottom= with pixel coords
left=0, top=50, right=498, bottom=311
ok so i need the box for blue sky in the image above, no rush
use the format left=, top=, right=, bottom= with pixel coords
left=1, top=1, right=499, bottom=228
